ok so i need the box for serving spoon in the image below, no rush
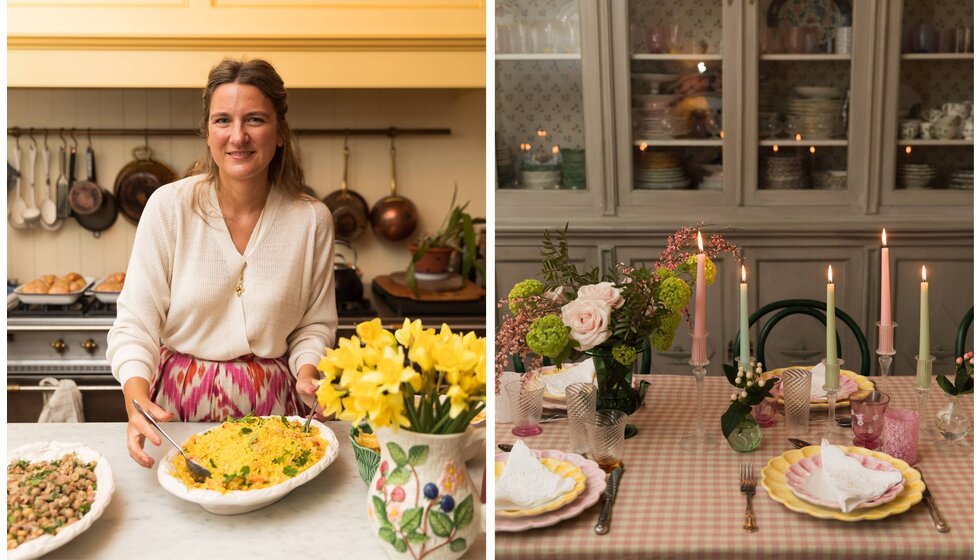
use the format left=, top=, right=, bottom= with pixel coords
left=132, top=400, right=211, bottom=483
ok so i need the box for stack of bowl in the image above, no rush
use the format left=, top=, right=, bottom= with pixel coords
left=898, top=163, right=937, bottom=189
left=634, top=150, right=690, bottom=190
left=561, top=149, right=586, bottom=189
left=813, top=169, right=848, bottom=190
left=761, top=154, right=807, bottom=189
left=787, top=87, right=844, bottom=140
left=522, top=163, right=561, bottom=189
left=949, top=168, right=973, bottom=190
left=699, top=164, right=724, bottom=191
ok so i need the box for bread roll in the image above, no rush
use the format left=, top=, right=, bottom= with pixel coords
left=39, top=274, right=57, bottom=285
left=69, top=279, right=87, bottom=292
left=96, top=281, right=122, bottom=292
left=63, top=272, right=84, bottom=283
left=48, top=284, right=70, bottom=294
left=21, top=280, right=48, bottom=294
left=111, top=272, right=126, bottom=283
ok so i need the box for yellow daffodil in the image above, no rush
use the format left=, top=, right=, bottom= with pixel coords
left=445, top=385, right=469, bottom=418
left=357, top=318, right=397, bottom=349
left=315, top=379, right=346, bottom=418
left=395, top=318, right=424, bottom=347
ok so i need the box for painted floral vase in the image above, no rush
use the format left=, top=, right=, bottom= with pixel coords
left=368, top=427, right=484, bottom=560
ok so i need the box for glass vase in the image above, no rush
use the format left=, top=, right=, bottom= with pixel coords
left=935, top=394, right=971, bottom=450
left=727, top=413, right=762, bottom=453
left=585, top=343, right=650, bottom=439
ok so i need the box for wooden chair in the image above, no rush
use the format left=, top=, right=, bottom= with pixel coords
left=955, top=306, right=973, bottom=358
left=731, top=298, right=871, bottom=376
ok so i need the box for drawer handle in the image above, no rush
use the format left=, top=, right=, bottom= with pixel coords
left=81, top=339, right=99, bottom=354
left=50, top=339, right=67, bottom=353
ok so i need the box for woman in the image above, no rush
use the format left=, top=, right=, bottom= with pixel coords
left=107, top=59, right=336, bottom=468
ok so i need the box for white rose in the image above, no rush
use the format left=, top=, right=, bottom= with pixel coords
left=561, top=298, right=612, bottom=351
left=577, top=282, right=625, bottom=310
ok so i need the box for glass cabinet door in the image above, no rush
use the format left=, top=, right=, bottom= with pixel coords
left=495, top=0, right=606, bottom=216
left=880, top=0, right=973, bottom=208
left=614, top=0, right=738, bottom=215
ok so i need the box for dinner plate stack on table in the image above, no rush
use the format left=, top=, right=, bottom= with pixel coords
left=948, top=168, right=973, bottom=190
left=760, top=154, right=807, bottom=189
left=634, top=150, right=690, bottom=190
left=898, top=163, right=937, bottom=189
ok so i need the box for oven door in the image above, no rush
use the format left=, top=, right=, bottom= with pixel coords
left=7, top=374, right=127, bottom=423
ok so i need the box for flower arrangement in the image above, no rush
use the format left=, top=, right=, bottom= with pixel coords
left=316, top=318, right=486, bottom=434
left=495, top=224, right=741, bottom=384
left=406, top=185, right=485, bottom=297
left=937, top=351, right=974, bottom=396
left=721, top=361, right=778, bottom=439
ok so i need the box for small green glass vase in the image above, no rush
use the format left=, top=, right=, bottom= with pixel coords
left=727, top=413, right=762, bottom=453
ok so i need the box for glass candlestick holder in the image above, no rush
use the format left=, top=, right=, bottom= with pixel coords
left=682, top=332, right=715, bottom=450
left=822, top=358, right=845, bottom=442
left=875, top=321, right=897, bottom=392
left=914, top=354, right=936, bottom=438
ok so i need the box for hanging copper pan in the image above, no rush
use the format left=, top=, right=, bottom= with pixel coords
left=323, top=136, right=370, bottom=241
left=114, top=145, right=177, bottom=225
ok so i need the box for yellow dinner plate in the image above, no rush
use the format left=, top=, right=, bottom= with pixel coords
left=494, top=458, right=587, bottom=517
left=765, top=367, right=875, bottom=410
left=761, top=445, right=924, bottom=521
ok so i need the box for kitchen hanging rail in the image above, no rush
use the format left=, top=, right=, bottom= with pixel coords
left=7, top=126, right=450, bottom=138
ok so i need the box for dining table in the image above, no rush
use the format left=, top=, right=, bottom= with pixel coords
left=494, top=374, right=973, bottom=560
left=7, top=420, right=486, bottom=559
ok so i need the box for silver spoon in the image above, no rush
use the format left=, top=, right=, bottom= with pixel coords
left=303, top=402, right=319, bottom=433
left=131, top=400, right=211, bottom=482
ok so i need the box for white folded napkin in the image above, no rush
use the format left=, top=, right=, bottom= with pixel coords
left=808, top=362, right=828, bottom=399
left=818, top=439, right=904, bottom=513
left=495, top=440, right=575, bottom=512
left=538, top=360, right=596, bottom=397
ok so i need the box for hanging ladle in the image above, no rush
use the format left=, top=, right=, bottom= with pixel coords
left=9, top=136, right=27, bottom=229
left=39, top=130, right=61, bottom=229
left=23, top=131, right=42, bottom=225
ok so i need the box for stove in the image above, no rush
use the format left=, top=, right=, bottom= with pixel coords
left=337, top=298, right=377, bottom=318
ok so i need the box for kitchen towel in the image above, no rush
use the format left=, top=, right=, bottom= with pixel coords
left=38, top=377, right=85, bottom=423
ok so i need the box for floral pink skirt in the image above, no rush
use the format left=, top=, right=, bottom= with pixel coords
left=150, top=348, right=308, bottom=422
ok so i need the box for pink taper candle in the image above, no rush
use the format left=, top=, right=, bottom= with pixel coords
left=879, top=229, right=894, bottom=353
left=693, top=231, right=707, bottom=363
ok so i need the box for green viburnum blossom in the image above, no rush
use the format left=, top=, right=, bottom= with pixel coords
left=655, top=266, right=674, bottom=281
left=684, top=255, right=717, bottom=285
left=651, top=311, right=682, bottom=352
left=526, top=315, right=570, bottom=358
left=658, top=276, right=692, bottom=313
left=508, top=279, right=545, bottom=314
left=612, top=344, right=638, bottom=366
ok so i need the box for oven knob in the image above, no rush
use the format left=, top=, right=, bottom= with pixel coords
left=50, top=339, right=67, bottom=353
left=81, top=339, right=99, bottom=354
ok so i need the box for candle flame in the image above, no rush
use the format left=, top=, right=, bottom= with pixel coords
left=809, top=146, right=816, bottom=154
left=795, top=133, right=802, bottom=142
left=697, top=62, right=707, bottom=74
left=719, top=130, right=725, bottom=139
left=827, top=265, right=833, bottom=283
left=639, top=142, right=648, bottom=151
left=882, top=229, right=887, bottom=246
left=905, top=145, right=912, bottom=155
left=921, top=266, right=927, bottom=282
left=697, top=231, right=704, bottom=252
left=552, top=146, right=560, bottom=154
left=537, top=129, right=547, bottom=137
left=741, top=264, right=746, bottom=282
left=773, top=144, right=779, bottom=153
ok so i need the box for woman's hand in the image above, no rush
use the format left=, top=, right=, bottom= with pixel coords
left=295, top=364, right=321, bottom=409
left=123, top=378, right=174, bottom=468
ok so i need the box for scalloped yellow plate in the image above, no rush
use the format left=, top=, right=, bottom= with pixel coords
left=761, top=445, right=924, bottom=521
left=494, top=457, right=587, bottom=517
left=765, top=367, right=875, bottom=410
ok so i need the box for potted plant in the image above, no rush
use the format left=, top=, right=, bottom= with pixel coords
left=406, top=184, right=485, bottom=297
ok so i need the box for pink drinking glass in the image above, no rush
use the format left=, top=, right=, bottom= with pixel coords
left=508, top=378, right=545, bottom=437
left=645, top=25, right=666, bottom=54
left=851, top=390, right=890, bottom=449
left=881, top=408, right=919, bottom=465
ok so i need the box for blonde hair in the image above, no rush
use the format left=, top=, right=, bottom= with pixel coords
left=189, top=58, right=312, bottom=212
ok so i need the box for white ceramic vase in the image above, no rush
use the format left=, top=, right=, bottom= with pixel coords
left=367, top=427, right=484, bottom=560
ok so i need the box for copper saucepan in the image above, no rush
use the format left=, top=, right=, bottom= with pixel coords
left=323, top=136, right=370, bottom=241
left=114, top=145, right=177, bottom=225
left=369, top=135, right=418, bottom=242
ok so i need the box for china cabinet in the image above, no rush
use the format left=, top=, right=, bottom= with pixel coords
left=496, top=0, right=972, bottom=375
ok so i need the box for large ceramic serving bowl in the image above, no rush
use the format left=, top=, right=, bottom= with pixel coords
left=157, top=417, right=340, bottom=515
left=8, top=441, right=115, bottom=560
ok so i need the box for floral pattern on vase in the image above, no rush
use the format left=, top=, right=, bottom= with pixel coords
left=367, top=428, right=482, bottom=560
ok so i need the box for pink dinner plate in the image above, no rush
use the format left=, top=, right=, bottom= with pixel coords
left=785, top=452, right=904, bottom=510
left=495, top=450, right=605, bottom=532
left=775, top=373, right=859, bottom=402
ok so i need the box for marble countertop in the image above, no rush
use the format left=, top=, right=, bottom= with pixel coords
left=8, top=422, right=486, bottom=559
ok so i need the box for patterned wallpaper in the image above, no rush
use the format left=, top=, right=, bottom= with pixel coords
left=628, top=0, right=724, bottom=55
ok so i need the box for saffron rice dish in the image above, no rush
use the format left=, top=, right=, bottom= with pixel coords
left=173, top=415, right=327, bottom=493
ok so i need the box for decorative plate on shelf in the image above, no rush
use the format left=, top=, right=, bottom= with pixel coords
left=494, top=450, right=604, bottom=532
left=779, top=0, right=842, bottom=46
left=494, top=457, right=586, bottom=517
left=761, top=445, right=923, bottom=521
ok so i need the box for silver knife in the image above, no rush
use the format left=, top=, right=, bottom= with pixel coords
left=914, top=467, right=950, bottom=533
left=594, top=465, right=624, bottom=535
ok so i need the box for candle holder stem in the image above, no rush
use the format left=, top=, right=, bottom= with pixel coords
left=915, top=385, right=933, bottom=438
left=876, top=351, right=895, bottom=392
left=875, top=321, right=897, bottom=392
left=824, top=385, right=839, bottom=441
left=683, top=332, right=714, bottom=450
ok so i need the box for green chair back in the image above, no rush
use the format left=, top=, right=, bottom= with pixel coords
left=732, top=298, right=871, bottom=376
left=955, top=306, right=973, bottom=358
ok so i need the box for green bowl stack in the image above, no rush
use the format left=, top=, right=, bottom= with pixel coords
left=349, top=423, right=381, bottom=486
left=561, top=149, right=586, bottom=189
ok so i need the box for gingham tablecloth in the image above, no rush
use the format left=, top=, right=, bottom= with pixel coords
left=494, top=375, right=973, bottom=560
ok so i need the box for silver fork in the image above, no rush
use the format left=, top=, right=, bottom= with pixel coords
left=739, top=464, right=758, bottom=533
left=132, top=400, right=211, bottom=483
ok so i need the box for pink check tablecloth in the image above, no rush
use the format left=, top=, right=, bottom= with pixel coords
left=494, top=375, right=973, bottom=560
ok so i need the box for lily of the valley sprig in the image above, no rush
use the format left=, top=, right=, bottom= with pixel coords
left=721, top=360, right=778, bottom=439
left=937, top=351, right=974, bottom=396
left=316, top=318, right=486, bottom=434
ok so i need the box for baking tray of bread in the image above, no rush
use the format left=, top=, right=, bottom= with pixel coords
left=92, top=273, right=126, bottom=304
left=14, top=273, right=93, bottom=305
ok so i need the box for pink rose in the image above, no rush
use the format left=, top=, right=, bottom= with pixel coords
left=561, top=298, right=612, bottom=351
left=577, top=282, right=625, bottom=309
left=542, top=286, right=567, bottom=303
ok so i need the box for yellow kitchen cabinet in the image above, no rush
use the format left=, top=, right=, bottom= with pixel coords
left=8, top=0, right=485, bottom=88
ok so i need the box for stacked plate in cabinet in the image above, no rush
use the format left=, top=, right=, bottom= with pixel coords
left=761, top=155, right=807, bottom=189
left=560, top=149, right=586, bottom=189
left=634, top=151, right=690, bottom=190
left=949, top=168, right=973, bottom=190
left=786, top=95, right=843, bottom=140
left=636, top=107, right=690, bottom=140
left=496, top=135, right=516, bottom=187
left=898, top=163, right=937, bottom=189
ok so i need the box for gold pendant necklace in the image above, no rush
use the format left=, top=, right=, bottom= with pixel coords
left=236, top=265, right=246, bottom=297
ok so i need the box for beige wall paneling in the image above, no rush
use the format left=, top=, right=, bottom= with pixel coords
left=8, top=88, right=485, bottom=286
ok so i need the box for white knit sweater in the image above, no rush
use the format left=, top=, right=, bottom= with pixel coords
left=107, top=174, right=337, bottom=387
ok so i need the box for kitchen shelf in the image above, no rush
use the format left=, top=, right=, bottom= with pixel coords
left=901, top=53, right=974, bottom=60
left=631, top=53, right=723, bottom=61
left=760, top=54, right=852, bottom=61
left=634, top=139, right=723, bottom=146
left=897, top=139, right=974, bottom=146
left=759, top=139, right=848, bottom=147
left=496, top=53, right=582, bottom=61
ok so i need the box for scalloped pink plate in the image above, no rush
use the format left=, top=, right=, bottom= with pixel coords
left=785, top=452, right=904, bottom=510
left=775, top=374, right=858, bottom=402
left=495, top=450, right=604, bottom=532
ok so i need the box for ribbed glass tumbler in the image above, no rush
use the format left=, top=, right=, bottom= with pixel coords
left=508, top=378, right=545, bottom=437
left=781, top=368, right=812, bottom=436
left=589, top=409, right=626, bottom=473
left=565, top=382, right=597, bottom=457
